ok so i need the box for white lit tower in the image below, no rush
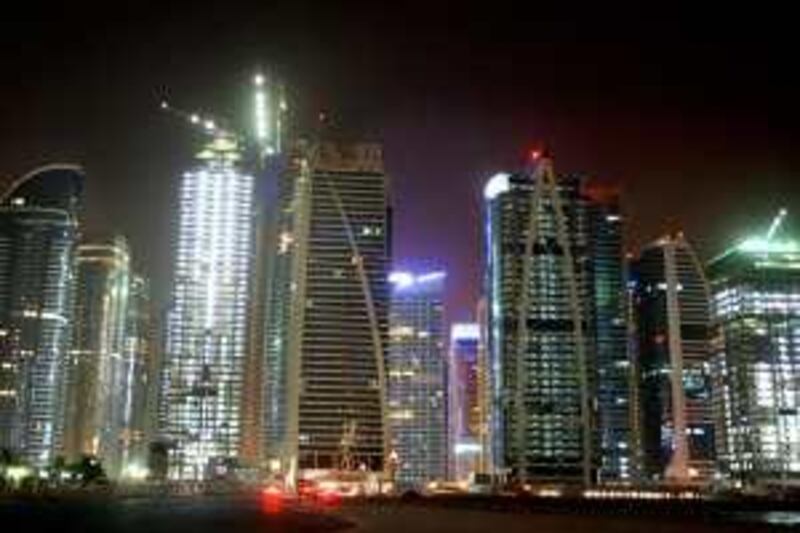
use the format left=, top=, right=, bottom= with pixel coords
left=159, top=72, right=285, bottom=480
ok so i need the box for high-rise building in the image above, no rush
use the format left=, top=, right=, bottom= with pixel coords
left=123, top=273, right=155, bottom=474
left=624, top=256, right=645, bottom=481
left=708, top=214, right=800, bottom=488
left=387, top=271, right=448, bottom=488
left=483, top=155, right=595, bottom=486
left=585, top=187, right=632, bottom=483
left=0, top=164, right=83, bottom=467
left=450, top=322, right=482, bottom=481
left=475, top=297, right=493, bottom=474
left=240, top=212, right=268, bottom=468
left=264, top=139, right=390, bottom=476
left=241, top=73, right=289, bottom=467
left=161, top=136, right=255, bottom=480
left=63, top=236, right=131, bottom=477
left=632, top=233, right=715, bottom=485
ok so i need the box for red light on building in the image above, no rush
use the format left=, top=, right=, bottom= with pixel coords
left=530, top=149, right=541, bottom=161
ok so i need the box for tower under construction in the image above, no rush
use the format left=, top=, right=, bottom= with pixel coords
left=709, top=210, right=800, bottom=489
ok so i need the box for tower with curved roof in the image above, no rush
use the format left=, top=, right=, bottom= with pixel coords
left=0, top=164, right=83, bottom=467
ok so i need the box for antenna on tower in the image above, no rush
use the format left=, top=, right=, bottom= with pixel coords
left=766, top=208, right=788, bottom=241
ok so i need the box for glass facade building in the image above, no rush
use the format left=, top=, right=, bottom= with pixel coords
left=633, top=234, right=715, bottom=485
left=483, top=159, right=594, bottom=486
left=161, top=137, right=255, bottom=480
left=0, top=164, right=83, bottom=467
left=586, top=189, right=632, bottom=483
left=387, top=271, right=448, bottom=488
left=63, top=236, right=131, bottom=477
left=264, top=139, right=390, bottom=474
left=483, top=158, right=630, bottom=487
left=709, top=234, right=800, bottom=488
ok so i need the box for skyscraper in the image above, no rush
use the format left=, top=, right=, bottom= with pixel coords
left=264, top=139, right=390, bottom=476
left=161, top=136, right=255, bottom=480
left=633, top=233, right=715, bottom=485
left=63, top=236, right=131, bottom=477
left=241, top=73, right=289, bottom=467
left=450, top=322, right=482, bottom=481
left=708, top=214, right=800, bottom=488
left=123, top=273, right=155, bottom=474
left=585, top=187, right=632, bottom=483
left=387, top=271, right=448, bottom=488
left=0, top=164, right=83, bottom=467
left=475, top=297, right=493, bottom=474
left=483, top=155, right=594, bottom=486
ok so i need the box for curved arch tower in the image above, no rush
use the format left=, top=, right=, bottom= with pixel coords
left=0, top=165, right=83, bottom=467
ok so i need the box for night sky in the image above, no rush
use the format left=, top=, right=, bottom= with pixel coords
left=2, top=3, right=799, bottom=322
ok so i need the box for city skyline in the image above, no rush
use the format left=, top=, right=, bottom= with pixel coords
left=4, top=7, right=800, bottom=533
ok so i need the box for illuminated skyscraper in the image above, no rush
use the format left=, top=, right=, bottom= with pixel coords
left=161, top=137, right=255, bottom=480
left=633, top=234, right=715, bottom=485
left=709, top=212, right=800, bottom=488
left=63, top=236, right=131, bottom=476
left=475, top=297, right=493, bottom=473
left=0, top=164, right=83, bottom=467
left=483, top=156, right=595, bottom=486
left=450, top=322, right=482, bottom=481
left=483, top=155, right=630, bottom=486
left=388, top=271, right=448, bottom=488
left=123, top=274, right=155, bottom=473
left=242, top=72, right=288, bottom=466
left=265, top=139, right=390, bottom=475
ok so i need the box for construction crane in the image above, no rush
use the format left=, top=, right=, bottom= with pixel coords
left=158, top=71, right=287, bottom=164
left=159, top=99, right=237, bottom=140
left=766, top=208, right=789, bottom=241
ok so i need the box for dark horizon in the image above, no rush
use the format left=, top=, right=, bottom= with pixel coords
left=2, top=3, right=800, bottom=322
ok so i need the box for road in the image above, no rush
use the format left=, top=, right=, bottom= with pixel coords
left=0, top=494, right=797, bottom=532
